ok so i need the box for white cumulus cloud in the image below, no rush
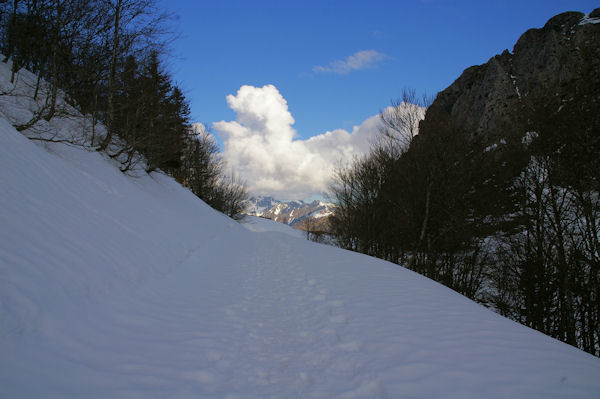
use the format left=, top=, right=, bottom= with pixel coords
left=313, top=50, right=388, bottom=75
left=213, top=84, right=381, bottom=199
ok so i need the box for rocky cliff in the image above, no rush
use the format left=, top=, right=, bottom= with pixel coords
left=421, top=9, right=600, bottom=143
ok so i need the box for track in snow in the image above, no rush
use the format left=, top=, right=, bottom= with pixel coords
left=219, top=237, right=378, bottom=397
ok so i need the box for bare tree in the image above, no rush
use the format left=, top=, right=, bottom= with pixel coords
left=378, top=88, right=430, bottom=157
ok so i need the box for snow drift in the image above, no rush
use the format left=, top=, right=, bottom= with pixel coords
left=1, top=61, right=600, bottom=398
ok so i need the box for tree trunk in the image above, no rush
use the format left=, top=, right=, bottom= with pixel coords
left=98, top=0, right=121, bottom=151
left=8, top=0, right=19, bottom=83
left=548, top=183, right=576, bottom=345
left=409, top=180, right=433, bottom=270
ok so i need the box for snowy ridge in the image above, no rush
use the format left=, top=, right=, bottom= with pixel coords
left=1, top=62, right=600, bottom=397
left=245, top=196, right=280, bottom=216
left=246, top=196, right=335, bottom=230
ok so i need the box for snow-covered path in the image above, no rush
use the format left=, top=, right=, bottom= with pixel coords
left=6, top=226, right=600, bottom=398
left=214, top=235, right=375, bottom=397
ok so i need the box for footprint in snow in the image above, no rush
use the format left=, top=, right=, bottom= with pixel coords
left=330, top=315, right=348, bottom=324
left=206, top=349, right=222, bottom=361
left=329, top=299, right=345, bottom=307
left=338, top=340, right=361, bottom=352
left=299, top=371, right=313, bottom=383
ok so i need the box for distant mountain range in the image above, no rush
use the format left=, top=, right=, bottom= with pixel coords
left=244, top=196, right=335, bottom=232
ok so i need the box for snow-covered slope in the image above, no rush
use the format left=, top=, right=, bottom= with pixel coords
left=240, top=215, right=306, bottom=239
left=1, top=75, right=600, bottom=398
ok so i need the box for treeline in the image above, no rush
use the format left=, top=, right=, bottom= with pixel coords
left=0, top=0, right=246, bottom=217
left=330, top=89, right=600, bottom=356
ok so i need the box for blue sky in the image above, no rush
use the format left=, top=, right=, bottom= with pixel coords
left=158, top=0, right=599, bottom=199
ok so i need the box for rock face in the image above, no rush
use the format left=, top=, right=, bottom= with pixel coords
left=422, top=9, right=600, bottom=142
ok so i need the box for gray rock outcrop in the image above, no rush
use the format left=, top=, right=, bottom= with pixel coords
left=422, top=9, right=600, bottom=143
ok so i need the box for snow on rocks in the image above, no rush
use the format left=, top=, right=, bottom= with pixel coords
left=579, top=12, right=600, bottom=25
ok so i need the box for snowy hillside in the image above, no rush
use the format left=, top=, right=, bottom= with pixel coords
left=1, top=68, right=600, bottom=398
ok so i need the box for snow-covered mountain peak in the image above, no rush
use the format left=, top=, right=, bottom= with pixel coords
left=245, top=196, right=335, bottom=231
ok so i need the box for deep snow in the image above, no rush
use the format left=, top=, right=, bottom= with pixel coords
left=1, top=62, right=600, bottom=398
